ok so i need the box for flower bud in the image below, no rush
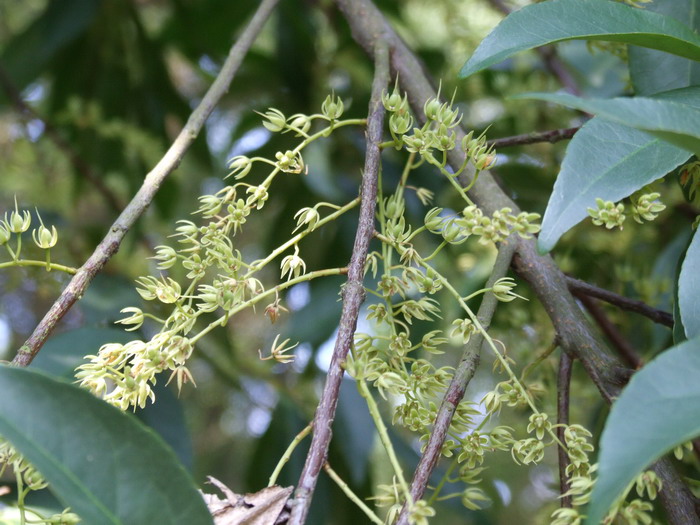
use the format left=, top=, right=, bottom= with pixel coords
left=227, top=155, right=252, bottom=179
left=321, top=93, right=344, bottom=120
left=152, top=245, right=178, bottom=269
left=116, top=307, right=145, bottom=331
left=6, top=205, right=31, bottom=233
left=32, top=224, right=58, bottom=249
left=0, top=222, right=10, bottom=245
left=260, top=108, right=286, bottom=132
left=288, top=113, right=311, bottom=135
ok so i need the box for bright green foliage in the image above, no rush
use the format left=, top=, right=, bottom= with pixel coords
left=459, top=0, right=700, bottom=78
left=519, top=88, right=700, bottom=156
left=585, top=337, right=700, bottom=525
left=537, top=118, right=689, bottom=252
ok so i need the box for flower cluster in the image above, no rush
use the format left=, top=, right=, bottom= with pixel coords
left=0, top=198, right=65, bottom=272
left=425, top=204, right=541, bottom=245
left=588, top=191, right=666, bottom=230
left=77, top=95, right=365, bottom=410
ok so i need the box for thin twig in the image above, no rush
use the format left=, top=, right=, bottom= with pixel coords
left=334, top=1, right=700, bottom=522
left=396, top=239, right=516, bottom=524
left=487, top=127, right=579, bottom=149
left=269, top=424, right=313, bottom=487
left=287, top=41, right=390, bottom=525
left=575, top=293, right=643, bottom=369
left=11, top=0, right=280, bottom=367
left=557, top=352, right=573, bottom=509
left=0, top=64, right=125, bottom=213
left=566, top=276, right=673, bottom=328
left=485, top=0, right=580, bottom=95
left=323, top=463, right=383, bottom=525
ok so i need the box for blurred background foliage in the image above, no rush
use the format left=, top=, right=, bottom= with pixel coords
left=0, top=0, right=690, bottom=523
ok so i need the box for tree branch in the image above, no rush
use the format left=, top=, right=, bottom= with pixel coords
left=487, top=126, right=579, bottom=149
left=334, top=1, right=700, bottom=523
left=557, top=352, right=573, bottom=509
left=11, top=0, right=280, bottom=367
left=0, top=64, right=125, bottom=213
left=396, top=240, right=516, bottom=524
left=287, top=41, right=389, bottom=525
left=574, top=293, right=643, bottom=369
left=566, top=276, right=673, bottom=328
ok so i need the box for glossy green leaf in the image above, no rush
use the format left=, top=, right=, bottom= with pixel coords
left=679, top=229, right=700, bottom=339
left=459, top=0, right=700, bottom=79
left=585, top=337, right=700, bottom=524
left=628, top=0, right=700, bottom=95
left=0, top=366, right=212, bottom=525
left=537, top=118, right=690, bottom=253
left=518, top=87, right=700, bottom=156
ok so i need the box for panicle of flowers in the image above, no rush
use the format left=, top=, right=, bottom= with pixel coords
left=75, top=94, right=366, bottom=410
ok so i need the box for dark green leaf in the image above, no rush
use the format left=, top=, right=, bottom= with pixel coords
left=538, top=118, right=690, bottom=253
left=628, top=0, right=700, bottom=96
left=679, top=229, right=700, bottom=339
left=459, top=0, right=700, bottom=78
left=0, top=366, right=212, bottom=525
left=585, top=337, right=700, bottom=524
left=518, top=87, right=700, bottom=156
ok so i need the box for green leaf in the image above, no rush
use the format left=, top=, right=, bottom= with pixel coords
left=679, top=229, right=700, bottom=339
left=628, top=0, right=700, bottom=96
left=0, top=366, right=212, bottom=525
left=518, top=87, right=700, bottom=156
left=585, top=337, right=700, bottom=524
left=537, top=118, right=690, bottom=253
left=459, top=0, right=700, bottom=79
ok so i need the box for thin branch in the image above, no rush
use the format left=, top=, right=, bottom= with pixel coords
left=557, top=352, right=573, bottom=509
left=334, top=1, right=700, bottom=523
left=485, top=0, right=580, bottom=95
left=323, top=463, right=383, bottom=525
left=566, top=276, right=673, bottom=328
left=396, top=240, right=516, bottom=524
left=287, top=41, right=390, bottom=525
left=11, top=0, right=280, bottom=367
left=487, top=126, right=579, bottom=149
left=0, top=64, right=125, bottom=213
left=574, top=293, right=643, bottom=369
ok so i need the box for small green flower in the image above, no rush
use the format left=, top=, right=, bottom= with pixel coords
left=152, top=245, right=178, bottom=270
left=31, top=213, right=58, bottom=249
left=227, top=155, right=252, bottom=179
left=6, top=198, right=31, bottom=233
left=321, top=93, right=344, bottom=120
left=492, top=277, right=526, bottom=302
left=259, top=108, right=286, bottom=132
left=280, top=246, right=306, bottom=281
left=116, top=307, right=145, bottom=331
left=588, top=198, right=626, bottom=229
